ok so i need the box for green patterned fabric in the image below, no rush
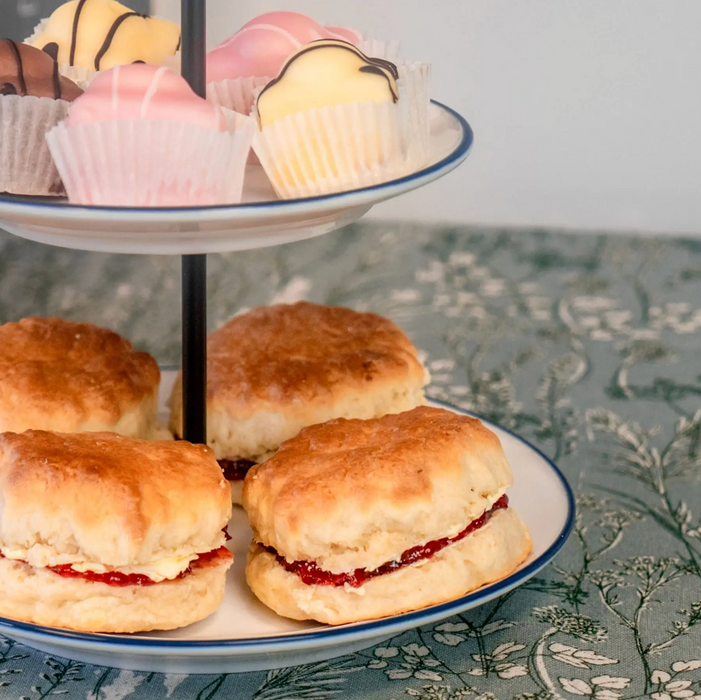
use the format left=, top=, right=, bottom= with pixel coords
left=0, top=223, right=700, bottom=700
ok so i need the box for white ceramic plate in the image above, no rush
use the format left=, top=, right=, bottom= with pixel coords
left=0, top=371, right=574, bottom=674
left=0, top=101, right=472, bottom=255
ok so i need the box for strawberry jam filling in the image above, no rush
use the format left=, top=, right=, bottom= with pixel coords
left=268, top=495, right=509, bottom=588
left=218, top=458, right=257, bottom=482
left=0, top=547, right=232, bottom=588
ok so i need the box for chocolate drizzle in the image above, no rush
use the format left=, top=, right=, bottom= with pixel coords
left=4, top=39, right=26, bottom=96
left=51, top=55, right=61, bottom=99
left=361, top=56, right=399, bottom=80
left=69, top=0, right=88, bottom=66
left=94, top=11, right=145, bottom=70
left=359, top=65, right=393, bottom=79
left=41, top=42, right=59, bottom=61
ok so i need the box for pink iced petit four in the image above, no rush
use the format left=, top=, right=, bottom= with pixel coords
left=207, top=11, right=362, bottom=83
left=68, top=63, right=225, bottom=129
left=47, top=63, right=254, bottom=207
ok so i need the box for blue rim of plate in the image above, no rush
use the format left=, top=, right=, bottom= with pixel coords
left=0, top=101, right=473, bottom=216
left=0, top=401, right=575, bottom=655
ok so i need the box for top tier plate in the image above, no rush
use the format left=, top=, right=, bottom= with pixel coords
left=0, top=101, right=471, bottom=255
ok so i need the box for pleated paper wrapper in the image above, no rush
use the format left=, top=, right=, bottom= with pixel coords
left=26, top=18, right=181, bottom=88
left=252, top=62, right=431, bottom=200
left=207, top=76, right=270, bottom=116
left=0, top=95, right=71, bottom=196
left=46, top=110, right=255, bottom=207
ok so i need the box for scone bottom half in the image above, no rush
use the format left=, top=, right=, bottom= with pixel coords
left=243, top=406, right=533, bottom=625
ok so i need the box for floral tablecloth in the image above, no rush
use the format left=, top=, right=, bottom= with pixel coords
left=0, top=222, right=700, bottom=700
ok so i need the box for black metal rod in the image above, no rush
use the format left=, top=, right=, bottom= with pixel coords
left=182, top=255, right=207, bottom=444
left=181, top=0, right=207, bottom=444
left=181, top=0, right=206, bottom=97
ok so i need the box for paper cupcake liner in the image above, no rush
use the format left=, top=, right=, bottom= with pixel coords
left=252, top=62, right=431, bottom=200
left=26, top=18, right=181, bottom=87
left=207, top=75, right=270, bottom=116
left=0, top=95, right=71, bottom=196
left=397, top=62, right=432, bottom=166
left=46, top=115, right=255, bottom=207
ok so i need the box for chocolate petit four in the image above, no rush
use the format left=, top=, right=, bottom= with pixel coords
left=0, top=39, right=83, bottom=195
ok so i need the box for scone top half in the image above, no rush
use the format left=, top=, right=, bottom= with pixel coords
left=0, top=317, right=160, bottom=437
left=0, top=431, right=232, bottom=574
left=169, top=302, right=429, bottom=465
left=244, top=405, right=513, bottom=574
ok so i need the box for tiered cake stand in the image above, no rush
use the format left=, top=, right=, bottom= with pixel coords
left=0, top=1, right=574, bottom=673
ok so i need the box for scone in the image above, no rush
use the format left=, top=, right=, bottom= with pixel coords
left=169, top=302, right=429, bottom=504
left=0, top=317, right=161, bottom=437
left=0, top=431, right=232, bottom=633
left=243, top=406, right=532, bottom=625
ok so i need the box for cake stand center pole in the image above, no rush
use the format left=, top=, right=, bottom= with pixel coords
left=181, top=0, right=207, bottom=444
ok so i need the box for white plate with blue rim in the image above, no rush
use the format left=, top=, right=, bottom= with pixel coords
left=0, top=101, right=472, bottom=255
left=0, top=370, right=574, bottom=674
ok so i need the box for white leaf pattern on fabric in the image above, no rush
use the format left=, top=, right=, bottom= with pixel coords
left=560, top=677, right=594, bottom=695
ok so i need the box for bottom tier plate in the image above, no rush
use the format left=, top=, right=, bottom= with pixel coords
left=0, top=373, right=574, bottom=673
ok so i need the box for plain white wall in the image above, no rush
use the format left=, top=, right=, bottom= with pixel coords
left=154, top=0, right=701, bottom=235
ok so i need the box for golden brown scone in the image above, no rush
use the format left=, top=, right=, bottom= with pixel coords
left=0, top=548, right=230, bottom=633
left=169, top=302, right=428, bottom=504
left=0, top=431, right=232, bottom=633
left=247, top=508, right=532, bottom=625
left=244, top=406, right=514, bottom=573
left=0, top=317, right=160, bottom=437
left=0, top=431, right=231, bottom=568
left=243, top=406, right=531, bottom=624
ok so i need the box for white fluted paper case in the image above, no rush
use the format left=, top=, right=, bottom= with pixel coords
left=26, top=19, right=181, bottom=87
left=0, top=95, right=71, bottom=196
left=252, top=62, right=431, bottom=200
left=46, top=111, right=255, bottom=207
left=207, top=76, right=270, bottom=116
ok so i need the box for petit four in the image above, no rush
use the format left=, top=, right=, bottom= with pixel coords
left=255, top=39, right=399, bottom=128
left=0, top=40, right=83, bottom=196
left=0, top=317, right=161, bottom=437
left=206, top=11, right=363, bottom=115
left=168, top=302, right=429, bottom=505
left=0, top=431, right=232, bottom=632
left=252, top=40, right=431, bottom=199
left=28, top=0, right=180, bottom=83
left=47, top=63, right=254, bottom=206
left=244, top=406, right=532, bottom=624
